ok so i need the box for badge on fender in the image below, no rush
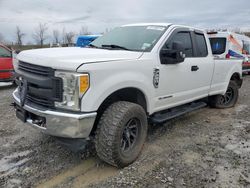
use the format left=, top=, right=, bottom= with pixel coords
left=153, top=68, right=160, bottom=88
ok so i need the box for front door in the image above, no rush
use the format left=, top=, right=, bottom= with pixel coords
left=154, top=28, right=214, bottom=112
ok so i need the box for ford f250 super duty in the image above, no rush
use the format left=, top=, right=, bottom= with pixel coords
left=13, top=23, right=243, bottom=168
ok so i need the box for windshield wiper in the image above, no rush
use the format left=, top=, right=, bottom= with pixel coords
left=87, top=44, right=99, bottom=48
left=101, top=44, right=130, bottom=51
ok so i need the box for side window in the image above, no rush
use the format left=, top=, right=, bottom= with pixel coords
left=243, top=41, right=250, bottom=54
left=209, top=38, right=226, bottom=55
left=165, top=31, right=193, bottom=57
left=0, top=47, right=11, bottom=58
left=194, top=33, right=208, bottom=57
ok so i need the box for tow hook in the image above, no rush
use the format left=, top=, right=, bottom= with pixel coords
left=10, top=102, right=16, bottom=107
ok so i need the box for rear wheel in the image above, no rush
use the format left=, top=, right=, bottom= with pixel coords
left=95, top=101, right=147, bottom=168
left=209, top=81, right=239, bottom=108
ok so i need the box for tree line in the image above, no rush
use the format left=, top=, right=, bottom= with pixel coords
left=1, top=24, right=250, bottom=48
left=0, top=23, right=93, bottom=47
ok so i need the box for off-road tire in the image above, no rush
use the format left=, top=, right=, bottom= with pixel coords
left=95, top=101, right=147, bottom=168
left=209, top=80, right=239, bottom=108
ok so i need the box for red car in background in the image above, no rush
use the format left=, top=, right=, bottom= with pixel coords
left=0, top=44, right=14, bottom=82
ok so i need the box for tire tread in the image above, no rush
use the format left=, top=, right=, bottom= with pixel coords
left=95, top=101, right=147, bottom=167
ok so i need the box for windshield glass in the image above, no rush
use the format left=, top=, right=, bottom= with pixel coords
left=90, top=26, right=167, bottom=52
left=0, top=46, right=11, bottom=58
left=209, top=37, right=227, bottom=55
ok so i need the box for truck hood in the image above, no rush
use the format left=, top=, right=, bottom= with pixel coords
left=17, top=47, right=143, bottom=71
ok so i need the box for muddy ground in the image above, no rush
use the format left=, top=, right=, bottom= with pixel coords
left=0, top=77, right=250, bottom=188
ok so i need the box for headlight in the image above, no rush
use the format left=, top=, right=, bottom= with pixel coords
left=55, top=71, right=89, bottom=111
left=13, top=55, right=19, bottom=71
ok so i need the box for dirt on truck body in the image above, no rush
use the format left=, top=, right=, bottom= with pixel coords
left=0, top=76, right=250, bottom=188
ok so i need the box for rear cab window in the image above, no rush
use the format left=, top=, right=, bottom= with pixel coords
left=209, top=38, right=227, bottom=55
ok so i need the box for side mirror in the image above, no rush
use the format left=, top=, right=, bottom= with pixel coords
left=160, top=41, right=185, bottom=64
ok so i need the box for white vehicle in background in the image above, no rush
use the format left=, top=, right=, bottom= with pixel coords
left=208, top=31, right=250, bottom=73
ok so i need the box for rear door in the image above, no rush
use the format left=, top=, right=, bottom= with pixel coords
left=154, top=28, right=214, bottom=112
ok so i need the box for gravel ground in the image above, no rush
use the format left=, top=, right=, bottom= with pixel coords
left=0, top=76, right=250, bottom=188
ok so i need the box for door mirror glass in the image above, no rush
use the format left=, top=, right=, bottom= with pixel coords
left=160, top=41, right=185, bottom=64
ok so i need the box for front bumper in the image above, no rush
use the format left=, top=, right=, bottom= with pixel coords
left=13, top=89, right=97, bottom=138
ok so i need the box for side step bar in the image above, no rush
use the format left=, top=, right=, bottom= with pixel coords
left=150, top=101, right=207, bottom=124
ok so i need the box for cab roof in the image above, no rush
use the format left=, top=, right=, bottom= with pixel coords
left=122, top=23, right=205, bottom=33
left=122, top=23, right=172, bottom=27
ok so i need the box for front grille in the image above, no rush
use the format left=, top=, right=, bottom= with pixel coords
left=17, top=61, right=63, bottom=109
left=26, top=94, right=54, bottom=108
left=19, top=61, right=54, bottom=76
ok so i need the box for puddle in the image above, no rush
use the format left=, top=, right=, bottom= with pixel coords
left=0, top=150, right=31, bottom=177
left=37, top=158, right=118, bottom=188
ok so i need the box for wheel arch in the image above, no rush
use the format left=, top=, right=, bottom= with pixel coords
left=230, top=72, right=243, bottom=88
left=90, top=87, right=148, bottom=135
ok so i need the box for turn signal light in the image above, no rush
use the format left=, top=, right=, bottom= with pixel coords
left=79, top=75, right=89, bottom=95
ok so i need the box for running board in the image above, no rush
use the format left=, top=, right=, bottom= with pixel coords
left=150, top=101, right=207, bottom=124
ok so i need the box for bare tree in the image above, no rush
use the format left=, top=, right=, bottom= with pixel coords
left=62, top=27, right=66, bottom=45
left=64, top=32, right=75, bottom=44
left=0, top=32, right=4, bottom=43
left=33, top=23, right=49, bottom=47
left=79, top=26, right=91, bottom=35
left=15, top=26, right=25, bottom=46
left=52, top=30, right=60, bottom=44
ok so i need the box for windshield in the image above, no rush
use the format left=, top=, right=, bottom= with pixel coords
left=90, top=26, right=167, bottom=52
left=209, top=37, right=227, bottom=55
left=0, top=46, right=11, bottom=58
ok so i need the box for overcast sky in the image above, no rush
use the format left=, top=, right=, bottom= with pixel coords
left=0, top=0, right=250, bottom=44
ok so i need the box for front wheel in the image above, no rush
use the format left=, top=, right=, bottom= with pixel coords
left=95, top=101, right=148, bottom=168
left=208, top=80, right=239, bottom=108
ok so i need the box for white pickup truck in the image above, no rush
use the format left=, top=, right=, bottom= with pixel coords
left=13, top=23, right=242, bottom=167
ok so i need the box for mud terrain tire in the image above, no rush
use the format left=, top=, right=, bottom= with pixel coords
left=95, top=101, right=147, bottom=168
left=209, top=80, right=239, bottom=108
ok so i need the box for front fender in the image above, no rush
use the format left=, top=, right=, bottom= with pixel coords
left=79, top=63, right=154, bottom=114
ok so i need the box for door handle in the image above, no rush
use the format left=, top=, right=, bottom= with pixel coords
left=191, top=65, right=199, bottom=71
